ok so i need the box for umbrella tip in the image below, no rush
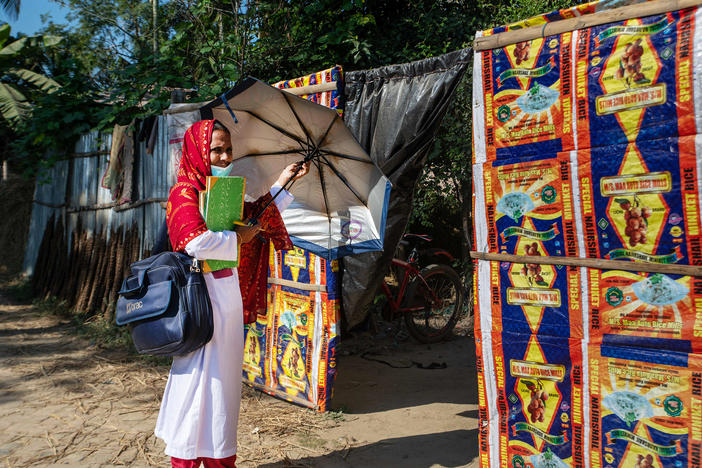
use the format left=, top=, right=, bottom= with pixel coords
left=220, top=93, right=239, bottom=124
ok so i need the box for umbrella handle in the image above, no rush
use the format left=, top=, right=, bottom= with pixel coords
left=250, top=160, right=305, bottom=221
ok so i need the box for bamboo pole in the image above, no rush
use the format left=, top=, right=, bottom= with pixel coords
left=75, top=231, right=97, bottom=313
left=50, top=218, right=69, bottom=299
left=101, top=228, right=119, bottom=318
left=32, top=215, right=54, bottom=296
left=474, top=0, right=702, bottom=51
left=280, top=82, right=338, bottom=96
left=470, top=251, right=702, bottom=277
left=46, top=217, right=67, bottom=299
left=86, top=230, right=107, bottom=314
left=106, top=226, right=126, bottom=321
left=61, top=220, right=83, bottom=303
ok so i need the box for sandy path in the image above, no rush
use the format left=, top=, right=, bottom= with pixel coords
left=0, top=294, right=479, bottom=467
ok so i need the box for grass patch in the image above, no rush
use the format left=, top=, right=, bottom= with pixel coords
left=1, top=276, right=34, bottom=302
left=324, top=408, right=346, bottom=422
left=295, top=431, right=328, bottom=451
left=71, top=312, right=172, bottom=367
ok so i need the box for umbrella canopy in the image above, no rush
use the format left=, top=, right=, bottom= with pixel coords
left=200, top=77, right=391, bottom=260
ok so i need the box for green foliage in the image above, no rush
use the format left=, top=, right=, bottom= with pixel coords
left=0, top=0, right=19, bottom=21
left=33, top=295, right=72, bottom=317
left=8, top=0, right=587, bottom=268
left=409, top=0, right=584, bottom=278
left=478, top=0, right=577, bottom=29
left=0, top=23, right=62, bottom=127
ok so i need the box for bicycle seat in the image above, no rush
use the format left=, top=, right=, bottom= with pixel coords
left=401, top=233, right=432, bottom=245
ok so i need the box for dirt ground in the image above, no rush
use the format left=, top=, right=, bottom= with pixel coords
left=0, top=291, right=479, bottom=468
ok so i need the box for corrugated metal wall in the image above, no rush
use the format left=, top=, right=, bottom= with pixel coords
left=23, top=116, right=172, bottom=276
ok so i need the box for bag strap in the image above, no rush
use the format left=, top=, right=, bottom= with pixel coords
left=118, top=268, right=149, bottom=297
left=152, top=217, right=171, bottom=255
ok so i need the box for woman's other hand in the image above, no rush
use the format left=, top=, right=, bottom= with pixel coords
left=236, top=222, right=262, bottom=244
left=276, top=161, right=310, bottom=186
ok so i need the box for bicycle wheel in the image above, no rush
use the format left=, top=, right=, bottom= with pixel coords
left=403, top=264, right=464, bottom=343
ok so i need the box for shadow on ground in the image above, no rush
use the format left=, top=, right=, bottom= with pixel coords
left=259, top=429, right=479, bottom=468
left=329, top=333, right=478, bottom=414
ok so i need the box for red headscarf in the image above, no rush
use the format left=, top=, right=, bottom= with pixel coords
left=166, top=119, right=292, bottom=323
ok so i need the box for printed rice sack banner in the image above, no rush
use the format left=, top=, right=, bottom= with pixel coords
left=268, top=247, right=340, bottom=298
left=242, top=300, right=274, bottom=388
left=268, top=287, right=339, bottom=411
left=476, top=334, right=492, bottom=468
left=243, top=287, right=339, bottom=412
left=483, top=257, right=583, bottom=338
left=242, top=247, right=340, bottom=411
left=488, top=332, right=586, bottom=468
left=473, top=32, right=575, bottom=164
left=474, top=260, right=497, bottom=468
left=473, top=153, right=584, bottom=337
left=574, top=7, right=702, bottom=150
left=269, top=287, right=315, bottom=404
left=314, top=296, right=340, bottom=411
left=587, top=269, right=702, bottom=353
left=272, top=65, right=344, bottom=117
left=477, top=153, right=580, bottom=258
left=589, top=344, right=702, bottom=468
left=576, top=136, right=702, bottom=266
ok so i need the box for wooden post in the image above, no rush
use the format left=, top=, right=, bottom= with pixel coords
left=474, top=0, right=702, bottom=51
left=470, top=251, right=702, bottom=277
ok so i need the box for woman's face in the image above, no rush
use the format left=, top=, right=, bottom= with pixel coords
left=209, top=129, right=233, bottom=167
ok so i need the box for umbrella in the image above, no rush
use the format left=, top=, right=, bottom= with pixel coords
left=199, top=77, right=391, bottom=260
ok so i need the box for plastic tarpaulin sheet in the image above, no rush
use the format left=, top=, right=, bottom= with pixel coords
left=340, top=48, right=471, bottom=327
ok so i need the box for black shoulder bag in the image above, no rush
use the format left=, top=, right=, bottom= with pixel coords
left=115, top=251, right=214, bottom=356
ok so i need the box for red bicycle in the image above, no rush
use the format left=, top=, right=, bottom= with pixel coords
left=379, top=234, right=464, bottom=343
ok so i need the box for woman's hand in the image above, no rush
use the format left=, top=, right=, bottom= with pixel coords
left=276, top=161, right=310, bottom=187
left=235, top=221, right=262, bottom=245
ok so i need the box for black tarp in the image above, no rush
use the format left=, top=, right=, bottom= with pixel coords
left=341, top=48, right=471, bottom=328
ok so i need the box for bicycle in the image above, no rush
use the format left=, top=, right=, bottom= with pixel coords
left=378, top=234, right=465, bottom=343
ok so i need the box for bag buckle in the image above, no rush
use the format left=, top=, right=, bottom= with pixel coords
left=190, top=259, right=201, bottom=273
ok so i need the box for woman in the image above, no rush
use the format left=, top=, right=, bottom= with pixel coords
left=156, top=119, right=307, bottom=468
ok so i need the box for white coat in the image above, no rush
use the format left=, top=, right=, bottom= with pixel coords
left=155, top=187, right=293, bottom=459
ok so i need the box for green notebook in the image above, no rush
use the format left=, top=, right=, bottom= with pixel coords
left=201, top=176, right=246, bottom=272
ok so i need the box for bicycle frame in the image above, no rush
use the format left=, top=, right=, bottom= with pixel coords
left=380, top=258, right=442, bottom=316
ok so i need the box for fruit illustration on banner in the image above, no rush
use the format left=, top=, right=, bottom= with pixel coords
left=521, top=242, right=546, bottom=286
left=616, top=196, right=652, bottom=247
left=524, top=380, right=549, bottom=423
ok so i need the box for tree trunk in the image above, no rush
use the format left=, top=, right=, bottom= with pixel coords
left=2, top=160, right=7, bottom=181
left=152, top=0, right=159, bottom=55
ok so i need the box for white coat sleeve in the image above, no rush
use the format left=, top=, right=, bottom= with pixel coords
left=184, top=230, right=238, bottom=261
left=270, top=183, right=294, bottom=213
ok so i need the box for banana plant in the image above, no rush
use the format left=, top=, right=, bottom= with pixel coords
left=1, top=0, right=20, bottom=21
left=0, top=23, right=62, bottom=127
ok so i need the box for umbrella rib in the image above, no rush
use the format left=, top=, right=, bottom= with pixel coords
left=318, top=154, right=368, bottom=206
left=315, top=113, right=337, bottom=149
left=281, top=92, right=316, bottom=154
left=234, top=149, right=306, bottom=161
left=318, top=149, right=374, bottom=164
left=313, top=158, right=333, bottom=255
left=243, top=109, right=309, bottom=150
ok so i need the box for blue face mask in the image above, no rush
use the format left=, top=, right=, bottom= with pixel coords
left=211, top=163, right=232, bottom=177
